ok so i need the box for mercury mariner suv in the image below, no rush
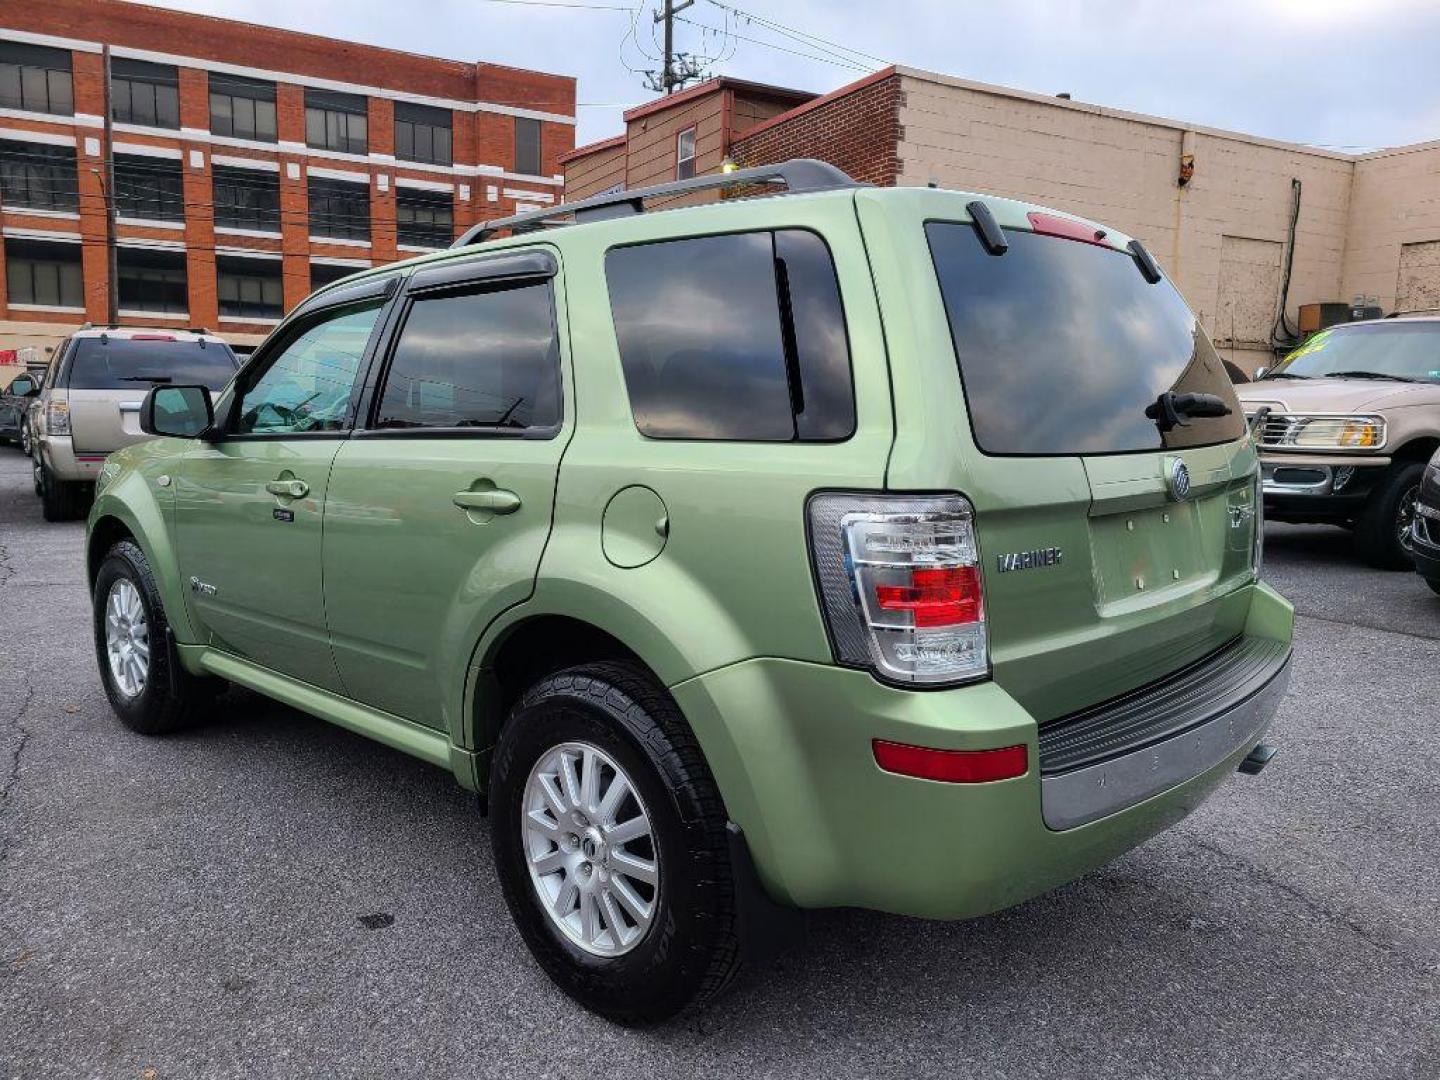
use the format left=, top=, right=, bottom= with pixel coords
left=85, top=161, right=1293, bottom=1023
left=1237, top=316, right=1440, bottom=569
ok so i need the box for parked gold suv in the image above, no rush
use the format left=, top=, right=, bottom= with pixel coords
left=31, top=327, right=237, bottom=521
left=1237, top=316, right=1440, bottom=568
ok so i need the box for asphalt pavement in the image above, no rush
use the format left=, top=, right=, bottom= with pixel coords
left=2, top=446, right=1437, bottom=1080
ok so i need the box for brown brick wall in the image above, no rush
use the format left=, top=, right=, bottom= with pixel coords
left=730, top=72, right=904, bottom=187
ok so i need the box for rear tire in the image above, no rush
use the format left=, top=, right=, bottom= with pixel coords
left=489, top=661, right=742, bottom=1024
left=1355, top=462, right=1423, bottom=570
left=40, top=463, right=88, bottom=522
left=93, top=539, right=219, bottom=734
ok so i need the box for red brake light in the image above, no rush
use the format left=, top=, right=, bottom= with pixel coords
left=872, top=740, right=1028, bottom=783
left=130, top=334, right=177, bottom=341
left=875, top=566, right=983, bottom=627
left=1027, top=211, right=1109, bottom=247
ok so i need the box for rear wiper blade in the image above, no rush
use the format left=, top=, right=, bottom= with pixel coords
left=119, top=375, right=172, bottom=383
left=1145, top=391, right=1233, bottom=433
left=1324, top=370, right=1419, bottom=382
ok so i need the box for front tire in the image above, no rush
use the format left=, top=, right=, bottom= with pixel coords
left=1355, top=462, right=1424, bottom=570
left=489, top=661, right=742, bottom=1024
left=93, top=539, right=218, bottom=734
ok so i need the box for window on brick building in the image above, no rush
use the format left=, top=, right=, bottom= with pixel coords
left=117, top=248, right=188, bottom=315
left=308, top=176, right=370, bottom=241
left=213, top=165, right=281, bottom=232
left=4, top=238, right=83, bottom=309
left=0, top=139, right=78, bottom=212
left=396, top=187, right=453, bottom=248
left=395, top=102, right=452, bottom=166
left=110, top=58, right=180, bottom=129
left=676, top=127, right=696, bottom=180
left=514, top=116, right=542, bottom=176
left=0, top=41, right=73, bottom=116
left=218, top=256, right=284, bottom=320
left=114, top=154, right=185, bottom=222
left=210, top=73, right=277, bottom=142
left=311, top=261, right=359, bottom=292
left=305, top=89, right=368, bottom=155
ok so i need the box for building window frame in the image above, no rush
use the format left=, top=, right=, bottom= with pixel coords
left=213, top=165, right=282, bottom=233
left=0, top=42, right=74, bottom=117
left=305, top=89, right=369, bottom=156
left=110, top=58, right=180, bottom=130
left=113, top=154, right=185, bottom=223
left=395, top=102, right=452, bottom=167
left=514, top=116, right=542, bottom=177
left=4, top=238, right=84, bottom=309
left=209, top=73, right=278, bottom=143
left=308, top=175, right=371, bottom=242
left=0, top=139, right=79, bottom=213
left=116, top=247, right=189, bottom=316
left=396, top=187, right=453, bottom=249
left=217, top=256, right=284, bottom=321
left=676, top=126, right=697, bottom=180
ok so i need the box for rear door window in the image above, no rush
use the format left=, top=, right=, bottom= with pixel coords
left=926, top=222, right=1244, bottom=456
left=67, top=337, right=238, bottom=390
left=605, top=229, right=854, bottom=441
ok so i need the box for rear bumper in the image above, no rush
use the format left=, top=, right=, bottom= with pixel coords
left=672, top=582, right=1294, bottom=920
left=37, top=435, right=104, bottom=484
left=1413, top=510, right=1440, bottom=580
left=1260, top=459, right=1385, bottom=522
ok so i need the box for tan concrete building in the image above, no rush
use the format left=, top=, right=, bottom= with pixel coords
left=565, top=66, right=1440, bottom=373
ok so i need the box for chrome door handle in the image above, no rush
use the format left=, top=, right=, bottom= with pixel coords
left=266, top=478, right=309, bottom=498
left=453, top=488, right=521, bottom=514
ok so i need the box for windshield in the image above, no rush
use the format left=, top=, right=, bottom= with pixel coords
left=927, top=222, right=1245, bottom=455
left=1265, top=322, right=1440, bottom=382
left=68, top=337, right=238, bottom=391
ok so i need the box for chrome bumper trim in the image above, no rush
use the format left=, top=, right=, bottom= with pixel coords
left=1041, top=652, right=1291, bottom=830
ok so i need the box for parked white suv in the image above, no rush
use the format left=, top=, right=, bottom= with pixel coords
left=31, top=327, right=239, bottom=520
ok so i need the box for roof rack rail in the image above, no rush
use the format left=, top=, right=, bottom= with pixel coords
left=452, top=158, right=860, bottom=248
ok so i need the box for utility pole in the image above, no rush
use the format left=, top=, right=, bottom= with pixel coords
left=651, top=0, right=695, bottom=94
left=100, top=45, right=119, bottom=325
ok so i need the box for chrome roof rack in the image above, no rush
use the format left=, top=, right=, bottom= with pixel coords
left=451, top=158, right=859, bottom=248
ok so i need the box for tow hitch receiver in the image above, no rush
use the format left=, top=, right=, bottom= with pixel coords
left=1238, top=743, right=1278, bottom=776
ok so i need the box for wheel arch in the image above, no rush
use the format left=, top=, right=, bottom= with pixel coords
left=1390, top=435, right=1439, bottom=466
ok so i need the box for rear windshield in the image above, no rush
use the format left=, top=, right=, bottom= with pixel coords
left=927, top=222, right=1245, bottom=456
left=1265, top=322, right=1440, bottom=382
left=67, top=337, right=238, bottom=391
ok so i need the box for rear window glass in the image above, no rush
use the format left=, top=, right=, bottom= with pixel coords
left=67, top=337, right=238, bottom=391
left=605, top=229, right=854, bottom=441
left=927, top=222, right=1245, bottom=455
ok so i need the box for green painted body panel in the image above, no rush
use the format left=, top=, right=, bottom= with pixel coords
left=87, top=184, right=1295, bottom=920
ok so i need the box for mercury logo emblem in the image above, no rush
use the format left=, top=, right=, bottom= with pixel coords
left=1168, top=459, right=1192, bottom=501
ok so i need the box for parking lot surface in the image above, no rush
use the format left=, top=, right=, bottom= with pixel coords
left=2, top=447, right=1438, bottom=1080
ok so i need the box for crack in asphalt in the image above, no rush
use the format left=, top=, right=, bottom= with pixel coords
left=1292, top=608, right=1440, bottom=645
left=0, top=676, right=35, bottom=870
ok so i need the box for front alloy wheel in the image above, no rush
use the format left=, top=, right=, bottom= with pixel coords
left=522, top=741, right=659, bottom=958
left=104, top=578, right=150, bottom=698
left=1397, top=482, right=1420, bottom=553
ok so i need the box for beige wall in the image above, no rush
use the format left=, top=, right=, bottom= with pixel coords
left=1343, top=141, right=1440, bottom=314
left=565, top=142, right=627, bottom=202
left=896, top=68, right=1358, bottom=372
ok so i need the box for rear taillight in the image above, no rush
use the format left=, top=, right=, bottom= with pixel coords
left=808, top=493, right=989, bottom=685
left=45, top=400, right=70, bottom=435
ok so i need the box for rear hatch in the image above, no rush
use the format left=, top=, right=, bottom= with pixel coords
left=65, top=335, right=238, bottom=454
left=885, top=199, right=1258, bottom=722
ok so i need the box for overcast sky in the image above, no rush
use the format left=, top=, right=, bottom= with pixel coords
left=151, top=0, right=1440, bottom=152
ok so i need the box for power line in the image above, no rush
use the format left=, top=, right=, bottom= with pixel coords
left=674, top=15, right=872, bottom=72
left=702, top=0, right=889, bottom=68
left=476, top=0, right=636, bottom=9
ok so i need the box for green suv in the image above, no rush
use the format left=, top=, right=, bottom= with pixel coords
left=85, top=161, right=1293, bottom=1023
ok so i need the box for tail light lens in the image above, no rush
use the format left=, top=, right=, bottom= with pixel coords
left=808, top=493, right=988, bottom=685
left=46, top=400, right=70, bottom=435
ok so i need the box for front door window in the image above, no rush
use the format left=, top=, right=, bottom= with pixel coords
left=237, top=304, right=383, bottom=434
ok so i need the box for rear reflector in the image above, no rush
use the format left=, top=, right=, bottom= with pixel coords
left=872, top=740, right=1028, bottom=783
left=1027, top=211, right=1109, bottom=247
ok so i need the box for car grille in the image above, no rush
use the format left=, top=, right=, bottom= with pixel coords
left=1038, top=636, right=1292, bottom=776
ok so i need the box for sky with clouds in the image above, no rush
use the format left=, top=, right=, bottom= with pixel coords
left=150, top=0, right=1440, bottom=152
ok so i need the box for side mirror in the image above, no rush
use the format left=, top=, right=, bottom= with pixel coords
left=1254, top=366, right=1269, bottom=380
left=9, top=376, right=36, bottom=396
left=141, top=384, right=214, bottom=438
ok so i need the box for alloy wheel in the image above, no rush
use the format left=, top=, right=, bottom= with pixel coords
left=521, top=740, right=660, bottom=958
left=1398, top=483, right=1420, bottom=552
left=104, top=578, right=150, bottom=698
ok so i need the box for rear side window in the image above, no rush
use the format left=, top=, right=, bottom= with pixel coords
left=605, top=229, right=854, bottom=441
left=927, top=222, right=1245, bottom=456
left=374, top=281, right=561, bottom=432
left=67, top=337, right=238, bottom=391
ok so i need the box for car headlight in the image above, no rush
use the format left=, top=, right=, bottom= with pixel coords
left=1289, top=415, right=1385, bottom=449
left=45, top=400, right=70, bottom=436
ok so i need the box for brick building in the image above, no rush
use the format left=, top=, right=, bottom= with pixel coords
left=0, top=0, right=575, bottom=355
left=564, top=66, right=1440, bottom=373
